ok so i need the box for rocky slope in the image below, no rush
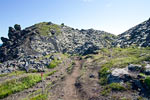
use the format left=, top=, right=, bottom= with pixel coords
left=113, top=18, right=150, bottom=47
left=0, top=22, right=116, bottom=74
left=0, top=22, right=116, bottom=63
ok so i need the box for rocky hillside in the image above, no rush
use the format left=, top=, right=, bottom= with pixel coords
left=0, top=22, right=116, bottom=63
left=1, top=19, right=150, bottom=100
left=114, top=18, right=150, bottom=47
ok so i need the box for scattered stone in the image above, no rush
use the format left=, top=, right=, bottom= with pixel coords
left=50, top=55, right=55, bottom=60
left=89, top=74, right=95, bottom=78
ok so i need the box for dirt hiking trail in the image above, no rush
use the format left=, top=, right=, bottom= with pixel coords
left=63, top=59, right=81, bottom=100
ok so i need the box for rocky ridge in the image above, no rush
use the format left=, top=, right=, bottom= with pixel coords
left=113, top=18, right=150, bottom=47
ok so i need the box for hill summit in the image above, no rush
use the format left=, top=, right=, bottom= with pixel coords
left=0, top=22, right=116, bottom=62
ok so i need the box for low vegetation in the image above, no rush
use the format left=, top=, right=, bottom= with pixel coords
left=108, top=83, right=126, bottom=91
left=100, top=47, right=150, bottom=69
left=97, top=47, right=150, bottom=85
left=96, top=47, right=150, bottom=98
left=35, top=22, right=61, bottom=36
left=47, top=58, right=62, bottom=69
left=144, top=76, right=150, bottom=89
left=0, top=70, right=56, bottom=99
left=47, top=53, right=68, bottom=69
left=99, top=67, right=110, bottom=85
left=101, top=83, right=126, bottom=96
left=0, top=70, right=26, bottom=77
left=0, top=74, right=41, bottom=99
left=30, top=94, right=48, bottom=100
left=68, top=62, right=76, bottom=73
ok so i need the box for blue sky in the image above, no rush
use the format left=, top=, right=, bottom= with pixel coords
left=0, top=0, right=150, bottom=43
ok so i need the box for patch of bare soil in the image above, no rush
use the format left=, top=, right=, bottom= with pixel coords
left=75, top=59, right=102, bottom=100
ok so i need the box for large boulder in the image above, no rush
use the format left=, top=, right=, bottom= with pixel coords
left=108, top=64, right=142, bottom=83
left=108, top=67, right=131, bottom=83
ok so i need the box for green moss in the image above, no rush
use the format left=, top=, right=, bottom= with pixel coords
left=35, top=22, right=61, bottom=36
